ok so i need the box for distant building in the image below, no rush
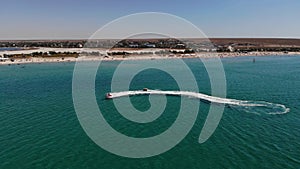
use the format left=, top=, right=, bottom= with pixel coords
left=228, top=45, right=235, bottom=52
left=176, top=43, right=186, bottom=48
left=145, top=44, right=156, bottom=48
left=0, top=58, right=9, bottom=62
left=129, top=44, right=139, bottom=48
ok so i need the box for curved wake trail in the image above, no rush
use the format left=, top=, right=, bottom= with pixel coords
left=107, top=90, right=289, bottom=115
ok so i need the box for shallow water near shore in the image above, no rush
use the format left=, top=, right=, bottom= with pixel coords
left=0, top=55, right=300, bottom=168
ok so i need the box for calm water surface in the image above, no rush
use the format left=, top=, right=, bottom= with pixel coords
left=0, top=56, right=299, bottom=169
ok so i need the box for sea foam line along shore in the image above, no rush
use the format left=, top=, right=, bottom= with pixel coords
left=1, top=47, right=300, bottom=65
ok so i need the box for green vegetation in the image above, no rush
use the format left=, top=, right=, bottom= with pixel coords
left=4, top=51, right=79, bottom=59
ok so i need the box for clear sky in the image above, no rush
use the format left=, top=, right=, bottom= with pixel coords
left=0, top=0, right=299, bottom=39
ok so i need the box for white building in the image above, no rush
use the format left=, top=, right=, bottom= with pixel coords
left=228, top=45, right=235, bottom=52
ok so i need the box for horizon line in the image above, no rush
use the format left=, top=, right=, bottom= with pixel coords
left=0, top=36, right=300, bottom=41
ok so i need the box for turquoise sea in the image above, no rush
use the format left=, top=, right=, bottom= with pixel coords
left=0, top=56, right=300, bottom=168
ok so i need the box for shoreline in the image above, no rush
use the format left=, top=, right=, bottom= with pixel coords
left=1, top=50, right=300, bottom=65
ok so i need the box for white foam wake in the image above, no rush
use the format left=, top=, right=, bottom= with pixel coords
left=107, top=90, right=289, bottom=115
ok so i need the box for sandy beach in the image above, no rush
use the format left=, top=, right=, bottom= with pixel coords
left=1, top=47, right=300, bottom=65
